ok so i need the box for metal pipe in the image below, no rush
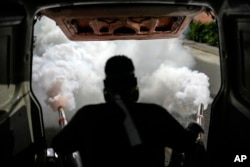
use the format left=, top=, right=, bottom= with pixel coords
left=197, top=103, right=204, bottom=126
left=58, top=106, right=67, bottom=128
left=197, top=103, right=204, bottom=140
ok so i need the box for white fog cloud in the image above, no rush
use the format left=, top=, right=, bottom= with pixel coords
left=32, top=16, right=212, bottom=127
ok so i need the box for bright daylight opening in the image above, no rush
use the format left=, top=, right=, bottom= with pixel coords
left=32, top=12, right=220, bottom=147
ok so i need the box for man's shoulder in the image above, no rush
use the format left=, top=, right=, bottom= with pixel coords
left=136, top=102, right=165, bottom=109
left=77, top=102, right=168, bottom=115
left=134, top=103, right=174, bottom=122
left=73, top=103, right=106, bottom=118
left=135, top=102, right=168, bottom=112
left=78, top=103, right=107, bottom=111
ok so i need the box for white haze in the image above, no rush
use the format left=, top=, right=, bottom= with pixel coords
left=32, top=16, right=212, bottom=127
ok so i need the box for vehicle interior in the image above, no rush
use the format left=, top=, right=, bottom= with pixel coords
left=0, top=0, right=250, bottom=167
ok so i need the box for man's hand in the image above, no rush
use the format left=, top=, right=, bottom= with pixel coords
left=186, top=122, right=204, bottom=140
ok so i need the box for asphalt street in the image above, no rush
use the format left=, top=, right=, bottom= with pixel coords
left=183, top=40, right=221, bottom=146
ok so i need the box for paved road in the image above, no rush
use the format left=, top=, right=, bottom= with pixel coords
left=183, top=40, right=221, bottom=146
left=183, top=40, right=220, bottom=96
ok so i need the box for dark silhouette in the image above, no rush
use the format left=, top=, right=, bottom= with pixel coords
left=52, top=55, right=204, bottom=167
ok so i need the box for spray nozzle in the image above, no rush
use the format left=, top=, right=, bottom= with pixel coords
left=57, top=106, right=68, bottom=128
left=197, top=103, right=204, bottom=127
left=196, top=103, right=205, bottom=141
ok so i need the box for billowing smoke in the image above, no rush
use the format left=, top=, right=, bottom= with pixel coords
left=32, top=16, right=212, bottom=127
left=140, top=65, right=211, bottom=122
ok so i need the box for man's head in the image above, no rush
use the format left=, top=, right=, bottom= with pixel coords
left=103, top=55, right=139, bottom=102
left=105, top=55, right=135, bottom=77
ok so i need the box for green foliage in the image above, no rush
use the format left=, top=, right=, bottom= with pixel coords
left=187, top=21, right=219, bottom=47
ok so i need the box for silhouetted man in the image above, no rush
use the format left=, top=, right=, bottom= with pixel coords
left=52, top=55, right=204, bottom=167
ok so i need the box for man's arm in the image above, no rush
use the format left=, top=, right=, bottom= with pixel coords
left=157, top=105, right=203, bottom=152
left=51, top=109, right=85, bottom=154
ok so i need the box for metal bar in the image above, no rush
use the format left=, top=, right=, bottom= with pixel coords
left=58, top=106, right=68, bottom=128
